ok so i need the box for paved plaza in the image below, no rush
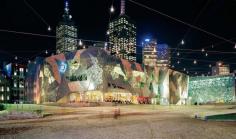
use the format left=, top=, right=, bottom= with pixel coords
left=0, top=105, right=236, bottom=139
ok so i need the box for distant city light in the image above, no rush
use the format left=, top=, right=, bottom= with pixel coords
left=79, top=40, right=83, bottom=46
left=205, top=53, right=208, bottom=56
left=177, top=52, right=180, bottom=56
left=45, top=50, right=48, bottom=54
left=48, top=26, right=51, bottom=31
left=181, top=39, right=185, bottom=45
left=234, top=43, right=236, bottom=49
left=193, top=60, right=197, bottom=64
left=209, top=64, right=212, bottom=68
left=153, top=47, right=157, bottom=52
left=145, top=38, right=150, bottom=42
left=15, top=56, right=18, bottom=60
left=105, top=42, right=108, bottom=47
left=106, top=30, right=110, bottom=35
left=110, top=5, right=115, bottom=13
left=201, top=48, right=205, bottom=52
left=177, top=60, right=180, bottom=64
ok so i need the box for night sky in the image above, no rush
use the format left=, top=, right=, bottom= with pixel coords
left=0, top=0, right=236, bottom=75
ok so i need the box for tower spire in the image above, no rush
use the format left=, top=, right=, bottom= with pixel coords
left=120, top=0, right=125, bottom=15
left=64, top=0, right=69, bottom=14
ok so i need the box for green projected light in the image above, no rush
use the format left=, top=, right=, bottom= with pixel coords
left=188, top=75, right=235, bottom=104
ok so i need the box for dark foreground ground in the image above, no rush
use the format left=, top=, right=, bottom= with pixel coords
left=0, top=105, right=236, bottom=139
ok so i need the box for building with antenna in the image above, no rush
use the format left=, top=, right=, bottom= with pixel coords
left=108, top=0, right=137, bottom=62
left=56, top=0, right=78, bottom=54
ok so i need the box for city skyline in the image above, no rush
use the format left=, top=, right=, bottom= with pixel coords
left=0, top=0, right=236, bottom=76
left=0, top=1, right=235, bottom=138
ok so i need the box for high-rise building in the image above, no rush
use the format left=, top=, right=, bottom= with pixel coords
left=108, top=0, right=137, bottom=62
left=212, top=61, right=230, bottom=76
left=156, top=44, right=170, bottom=67
left=142, top=39, right=170, bottom=67
left=56, top=0, right=78, bottom=54
left=142, top=39, right=157, bottom=67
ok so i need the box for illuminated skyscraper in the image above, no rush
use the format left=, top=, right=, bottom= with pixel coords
left=212, top=61, right=230, bottom=76
left=156, top=44, right=170, bottom=67
left=108, top=0, right=137, bottom=62
left=142, top=39, right=157, bottom=67
left=142, top=39, right=170, bottom=67
left=56, top=0, right=78, bottom=54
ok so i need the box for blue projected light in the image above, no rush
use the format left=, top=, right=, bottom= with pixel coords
left=5, top=63, right=12, bottom=77
left=145, top=39, right=150, bottom=42
left=59, top=61, right=67, bottom=74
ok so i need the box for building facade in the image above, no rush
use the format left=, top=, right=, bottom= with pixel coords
left=1, top=63, right=27, bottom=103
left=142, top=39, right=170, bottom=67
left=25, top=48, right=236, bottom=105
left=56, top=0, right=78, bottom=54
left=156, top=44, right=170, bottom=67
left=25, top=48, right=189, bottom=105
left=11, top=63, right=27, bottom=103
left=0, top=73, right=10, bottom=103
left=108, top=0, right=137, bottom=62
left=188, top=74, right=235, bottom=104
left=212, top=61, right=230, bottom=76
left=142, top=39, right=157, bottom=67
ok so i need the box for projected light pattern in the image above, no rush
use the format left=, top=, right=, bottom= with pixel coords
left=25, top=48, right=234, bottom=105
left=4, top=63, right=12, bottom=77
left=188, top=75, right=235, bottom=104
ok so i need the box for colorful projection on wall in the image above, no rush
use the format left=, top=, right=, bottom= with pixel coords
left=188, top=75, right=235, bottom=104
left=25, top=48, right=234, bottom=105
left=57, top=61, right=68, bottom=74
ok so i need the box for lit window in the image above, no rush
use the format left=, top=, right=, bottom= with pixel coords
left=14, top=82, right=17, bottom=87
